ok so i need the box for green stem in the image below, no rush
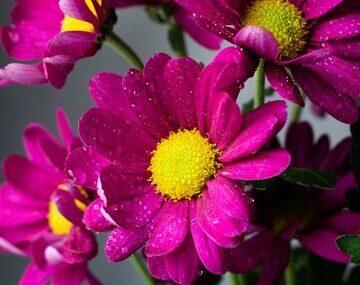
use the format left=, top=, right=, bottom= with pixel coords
left=105, top=31, right=144, bottom=70
left=285, top=261, right=296, bottom=285
left=168, top=18, right=188, bottom=57
left=132, top=253, right=156, bottom=285
left=254, top=59, right=266, bottom=108
left=290, top=104, right=302, bottom=123
left=228, top=273, right=246, bottom=285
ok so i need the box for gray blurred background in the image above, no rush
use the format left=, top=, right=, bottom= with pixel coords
left=0, top=1, right=350, bottom=284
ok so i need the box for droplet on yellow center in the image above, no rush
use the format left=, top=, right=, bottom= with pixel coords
left=148, top=129, right=222, bottom=201
left=243, top=0, right=308, bottom=59
left=48, top=192, right=87, bottom=236
left=61, top=0, right=102, bottom=33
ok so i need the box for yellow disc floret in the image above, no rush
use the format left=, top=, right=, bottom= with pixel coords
left=243, top=0, right=308, bottom=59
left=148, top=129, right=222, bottom=201
left=48, top=185, right=87, bottom=235
left=61, top=0, right=102, bottom=33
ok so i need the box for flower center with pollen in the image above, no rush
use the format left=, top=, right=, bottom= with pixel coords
left=243, top=0, right=308, bottom=59
left=148, top=129, right=222, bottom=201
left=61, top=0, right=102, bottom=33
left=48, top=185, right=87, bottom=235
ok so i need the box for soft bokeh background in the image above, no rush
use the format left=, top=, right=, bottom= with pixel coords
left=0, top=1, right=351, bottom=284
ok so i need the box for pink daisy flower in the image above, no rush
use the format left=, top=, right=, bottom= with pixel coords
left=174, top=0, right=360, bottom=123
left=113, top=0, right=223, bottom=49
left=0, top=0, right=112, bottom=88
left=0, top=110, right=100, bottom=285
left=65, top=47, right=291, bottom=284
left=229, top=122, right=360, bottom=285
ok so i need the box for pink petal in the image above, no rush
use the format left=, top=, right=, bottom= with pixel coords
left=147, top=256, right=171, bottom=281
left=323, top=211, right=360, bottom=234
left=301, top=0, right=345, bottom=19
left=83, top=199, right=114, bottom=232
left=145, top=200, right=189, bottom=256
left=220, top=150, right=291, bottom=181
left=190, top=201, right=229, bottom=274
left=299, top=229, right=350, bottom=263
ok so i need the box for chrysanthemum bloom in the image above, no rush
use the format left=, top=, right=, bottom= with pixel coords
left=113, top=0, right=222, bottom=49
left=0, top=0, right=113, bottom=88
left=174, top=0, right=360, bottom=123
left=229, top=122, right=360, bottom=285
left=0, top=110, right=100, bottom=284
left=65, top=47, right=291, bottom=284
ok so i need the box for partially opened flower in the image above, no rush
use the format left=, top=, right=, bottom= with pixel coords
left=230, top=122, right=360, bottom=285
left=65, top=47, right=291, bottom=284
left=113, top=0, right=223, bottom=49
left=0, top=110, right=100, bottom=284
left=0, top=0, right=113, bottom=88
left=174, top=0, right=360, bottom=123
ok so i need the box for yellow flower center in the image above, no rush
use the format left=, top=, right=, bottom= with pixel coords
left=61, top=0, right=102, bottom=33
left=243, top=0, right=308, bottom=59
left=48, top=185, right=87, bottom=235
left=148, top=129, right=222, bottom=201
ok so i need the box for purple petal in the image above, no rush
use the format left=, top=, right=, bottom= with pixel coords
left=323, top=211, right=360, bottom=234
left=257, top=238, right=290, bottom=285
left=265, top=63, right=304, bottom=105
left=60, top=227, right=97, bottom=264
left=208, top=92, right=242, bottom=150
left=207, top=176, right=251, bottom=221
left=291, top=66, right=359, bottom=124
left=3, top=155, right=59, bottom=199
left=165, top=233, right=201, bottom=285
left=83, top=199, right=114, bottom=232
left=145, top=200, right=189, bottom=256
left=320, top=138, right=353, bottom=173
left=0, top=63, right=47, bottom=86
left=52, top=263, right=90, bottom=285
left=79, top=108, right=155, bottom=162
left=197, top=191, right=248, bottom=238
left=19, top=262, right=52, bottom=285
left=234, top=26, right=279, bottom=60
left=147, top=256, right=171, bottom=281
left=162, top=57, right=202, bottom=129
left=174, top=8, right=222, bottom=49
left=56, top=108, right=75, bottom=151
left=105, top=226, right=150, bottom=262
left=301, top=0, right=345, bottom=19
left=65, top=146, right=110, bottom=190
left=229, top=231, right=272, bottom=273
left=221, top=115, right=279, bottom=163
left=190, top=201, right=229, bottom=274
left=299, top=229, right=350, bottom=263
left=59, top=0, right=98, bottom=24
left=220, top=150, right=291, bottom=181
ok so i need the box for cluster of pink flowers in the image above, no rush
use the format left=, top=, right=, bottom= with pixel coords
left=0, top=0, right=359, bottom=285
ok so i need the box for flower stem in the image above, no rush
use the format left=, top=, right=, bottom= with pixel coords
left=132, top=253, right=156, bottom=285
left=285, top=261, right=296, bottom=285
left=290, top=104, right=302, bottom=123
left=228, top=273, right=246, bottom=285
left=105, top=31, right=144, bottom=70
left=168, top=19, right=188, bottom=57
left=254, top=59, right=266, bottom=108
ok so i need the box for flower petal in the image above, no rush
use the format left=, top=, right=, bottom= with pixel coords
left=220, top=150, right=291, bottom=181
left=83, top=199, right=114, bottom=232
left=234, top=26, right=279, bottom=61
left=265, top=63, right=304, bottom=105
left=145, top=200, right=189, bottom=256
left=190, top=201, right=229, bottom=274
left=301, top=0, right=345, bottom=20
left=323, top=211, right=360, bottom=234
left=299, top=228, right=350, bottom=263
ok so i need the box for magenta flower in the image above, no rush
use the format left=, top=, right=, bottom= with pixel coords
left=0, top=110, right=99, bottom=285
left=0, top=0, right=112, bottom=89
left=174, top=0, right=360, bottom=123
left=65, top=47, right=291, bottom=284
left=229, top=122, right=360, bottom=285
left=113, top=0, right=223, bottom=49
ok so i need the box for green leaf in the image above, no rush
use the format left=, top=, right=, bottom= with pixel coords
left=247, top=178, right=275, bottom=190
left=242, top=99, right=254, bottom=114
left=168, top=21, right=186, bottom=57
left=280, top=168, right=336, bottom=189
left=337, top=235, right=360, bottom=264
left=345, top=189, right=360, bottom=212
